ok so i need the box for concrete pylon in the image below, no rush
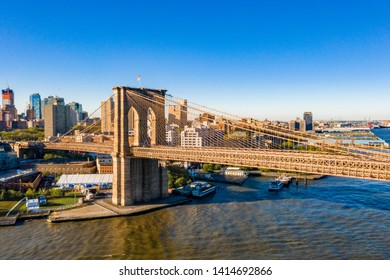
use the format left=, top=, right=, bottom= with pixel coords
left=112, top=87, right=168, bottom=206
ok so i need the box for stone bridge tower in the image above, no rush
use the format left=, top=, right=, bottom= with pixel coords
left=112, top=87, right=168, bottom=206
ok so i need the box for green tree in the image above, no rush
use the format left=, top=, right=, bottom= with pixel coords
left=0, top=189, right=8, bottom=200
left=174, top=177, right=188, bottom=188
left=282, top=141, right=294, bottom=149
left=202, top=163, right=215, bottom=173
left=0, top=128, right=44, bottom=141
left=38, top=189, right=48, bottom=196
left=7, top=190, right=23, bottom=200
left=26, top=189, right=37, bottom=198
left=49, top=188, right=64, bottom=198
left=167, top=166, right=190, bottom=189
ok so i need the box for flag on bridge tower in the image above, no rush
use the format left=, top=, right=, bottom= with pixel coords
left=137, top=74, right=141, bottom=81
left=137, top=74, right=141, bottom=87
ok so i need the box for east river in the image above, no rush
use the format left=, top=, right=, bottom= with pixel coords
left=1, top=130, right=390, bottom=260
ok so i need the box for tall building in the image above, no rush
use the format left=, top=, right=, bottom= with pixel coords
left=26, top=107, right=34, bottom=120
left=2, top=88, right=14, bottom=107
left=43, top=96, right=76, bottom=139
left=0, top=88, right=18, bottom=127
left=65, top=104, right=77, bottom=129
left=67, top=101, right=83, bottom=123
left=303, top=112, right=313, bottom=131
left=42, top=95, right=64, bottom=119
left=29, top=93, right=42, bottom=119
left=289, top=118, right=306, bottom=132
left=167, top=99, right=187, bottom=129
left=101, top=97, right=114, bottom=133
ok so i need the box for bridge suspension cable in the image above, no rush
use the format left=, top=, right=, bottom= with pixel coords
left=48, top=88, right=390, bottom=165
left=125, top=89, right=390, bottom=162
left=160, top=92, right=390, bottom=162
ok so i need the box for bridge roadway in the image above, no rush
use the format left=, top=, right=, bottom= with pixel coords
left=44, top=142, right=390, bottom=181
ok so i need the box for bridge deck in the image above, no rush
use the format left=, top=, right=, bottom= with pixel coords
left=43, top=143, right=390, bottom=181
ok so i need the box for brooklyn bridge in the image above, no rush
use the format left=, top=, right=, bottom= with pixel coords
left=44, top=87, right=390, bottom=206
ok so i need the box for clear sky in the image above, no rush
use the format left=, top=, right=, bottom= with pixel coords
left=1, top=0, right=389, bottom=121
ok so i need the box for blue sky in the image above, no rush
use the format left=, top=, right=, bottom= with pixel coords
left=1, top=0, right=389, bottom=120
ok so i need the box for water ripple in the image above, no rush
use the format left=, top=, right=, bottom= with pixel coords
left=1, top=175, right=390, bottom=259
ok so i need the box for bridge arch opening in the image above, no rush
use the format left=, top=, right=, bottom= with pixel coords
left=147, top=107, right=157, bottom=146
left=128, top=106, right=140, bottom=146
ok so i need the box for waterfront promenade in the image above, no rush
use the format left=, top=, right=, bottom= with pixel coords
left=47, top=195, right=191, bottom=223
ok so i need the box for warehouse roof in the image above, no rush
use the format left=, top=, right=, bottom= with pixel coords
left=56, top=174, right=112, bottom=185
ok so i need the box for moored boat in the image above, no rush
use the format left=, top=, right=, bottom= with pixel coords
left=172, top=185, right=193, bottom=196
left=276, top=174, right=292, bottom=186
left=268, top=180, right=284, bottom=192
left=191, top=181, right=216, bottom=198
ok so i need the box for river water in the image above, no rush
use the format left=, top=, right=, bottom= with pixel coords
left=1, top=131, right=390, bottom=260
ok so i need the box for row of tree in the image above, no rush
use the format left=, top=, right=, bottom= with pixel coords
left=0, top=188, right=64, bottom=201
left=43, top=151, right=92, bottom=161
left=0, top=128, right=44, bottom=141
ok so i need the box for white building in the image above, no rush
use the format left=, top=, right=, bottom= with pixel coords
left=180, top=126, right=224, bottom=147
left=223, top=167, right=248, bottom=177
left=181, top=127, right=202, bottom=147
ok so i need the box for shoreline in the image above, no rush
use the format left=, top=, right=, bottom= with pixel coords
left=1, top=171, right=324, bottom=226
left=47, top=195, right=191, bottom=223
left=1, top=195, right=192, bottom=225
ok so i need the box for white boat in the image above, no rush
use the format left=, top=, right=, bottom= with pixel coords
left=276, top=174, right=292, bottom=186
left=268, top=180, right=284, bottom=192
left=191, top=181, right=216, bottom=198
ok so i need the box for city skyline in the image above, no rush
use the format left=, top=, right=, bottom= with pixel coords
left=1, top=1, right=390, bottom=121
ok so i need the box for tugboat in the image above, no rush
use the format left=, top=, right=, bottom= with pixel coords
left=191, top=181, right=216, bottom=198
left=268, top=180, right=284, bottom=192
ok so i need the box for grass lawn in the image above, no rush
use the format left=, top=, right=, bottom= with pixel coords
left=0, top=201, right=26, bottom=216
left=1, top=195, right=81, bottom=215
left=39, top=197, right=80, bottom=210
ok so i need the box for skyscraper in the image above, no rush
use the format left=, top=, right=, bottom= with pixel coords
left=289, top=117, right=306, bottom=132
left=2, top=88, right=14, bottom=107
left=43, top=96, right=71, bottom=139
left=67, top=101, right=83, bottom=123
left=29, top=93, right=42, bottom=119
left=303, top=112, right=313, bottom=131
left=1, top=88, right=18, bottom=127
